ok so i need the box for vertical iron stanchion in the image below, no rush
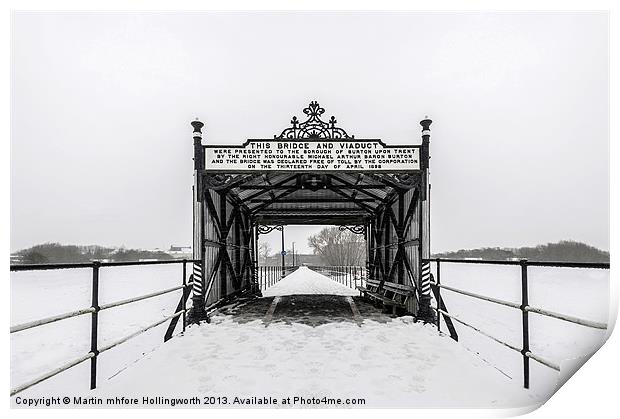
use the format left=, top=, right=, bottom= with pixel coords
left=436, top=259, right=441, bottom=332
left=281, top=227, right=285, bottom=279
left=90, top=261, right=100, bottom=390
left=520, top=259, right=530, bottom=389
left=182, top=259, right=187, bottom=333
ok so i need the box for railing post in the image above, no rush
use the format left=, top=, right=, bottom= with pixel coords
left=436, top=259, right=441, bottom=332
left=182, top=259, right=187, bottom=333
left=520, top=258, right=530, bottom=389
left=90, top=261, right=100, bottom=390
left=349, top=266, right=352, bottom=288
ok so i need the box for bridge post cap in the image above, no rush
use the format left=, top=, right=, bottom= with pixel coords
left=420, top=117, right=432, bottom=131
left=191, top=119, right=204, bottom=133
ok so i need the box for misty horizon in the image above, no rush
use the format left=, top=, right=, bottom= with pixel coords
left=10, top=235, right=610, bottom=256
left=11, top=11, right=609, bottom=254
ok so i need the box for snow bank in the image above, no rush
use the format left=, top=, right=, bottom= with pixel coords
left=263, top=266, right=358, bottom=297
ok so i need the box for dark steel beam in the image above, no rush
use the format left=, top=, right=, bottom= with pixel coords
left=327, top=174, right=387, bottom=202
left=238, top=185, right=388, bottom=190
left=239, top=174, right=298, bottom=203
left=248, top=198, right=375, bottom=203
left=250, top=187, right=298, bottom=214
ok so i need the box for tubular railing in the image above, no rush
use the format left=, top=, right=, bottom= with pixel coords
left=256, top=265, right=291, bottom=290
left=427, top=258, right=610, bottom=388
left=10, top=258, right=199, bottom=396
left=306, top=265, right=366, bottom=289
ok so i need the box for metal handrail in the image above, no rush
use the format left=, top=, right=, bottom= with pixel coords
left=99, top=310, right=187, bottom=354
left=10, top=259, right=200, bottom=271
left=432, top=306, right=561, bottom=372
left=10, top=259, right=198, bottom=396
left=99, top=283, right=193, bottom=311
left=426, top=258, right=609, bottom=269
left=10, top=307, right=96, bottom=333
left=432, top=282, right=607, bottom=329
left=10, top=353, right=96, bottom=396
left=428, top=257, right=608, bottom=388
left=524, top=305, right=607, bottom=329
left=432, top=282, right=521, bottom=310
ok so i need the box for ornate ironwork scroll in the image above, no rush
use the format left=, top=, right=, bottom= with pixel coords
left=203, top=174, right=234, bottom=189
left=257, top=225, right=284, bottom=235
left=339, top=225, right=366, bottom=235
left=383, top=173, right=420, bottom=189
left=275, top=101, right=354, bottom=139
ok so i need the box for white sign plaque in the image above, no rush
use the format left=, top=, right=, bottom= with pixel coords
left=204, top=140, right=420, bottom=172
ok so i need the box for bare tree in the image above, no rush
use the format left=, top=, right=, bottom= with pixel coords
left=308, top=227, right=365, bottom=266
left=258, top=241, right=272, bottom=264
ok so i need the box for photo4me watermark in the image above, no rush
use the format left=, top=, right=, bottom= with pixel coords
left=13, top=395, right=367, bottom=407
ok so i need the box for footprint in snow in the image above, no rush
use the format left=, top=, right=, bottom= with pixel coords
left=235, top=334, right=249, bottom=343
left=253, top=346, right=267, bottom=360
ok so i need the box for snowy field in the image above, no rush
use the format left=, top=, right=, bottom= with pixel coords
left=10, top=263, right=610, bottom=408
left=430, top=262, right=610, bottom=394
left=10, top=264, right=189, bottom=397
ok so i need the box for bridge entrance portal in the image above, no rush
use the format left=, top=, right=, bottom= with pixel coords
left=188, top=102, right=433, bottom=322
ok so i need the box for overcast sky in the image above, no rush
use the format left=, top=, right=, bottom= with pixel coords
left=11, top=11, right=609, bottom=254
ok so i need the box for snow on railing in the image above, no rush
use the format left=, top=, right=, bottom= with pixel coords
left=427, top=258, right=610, bottom=389
left=9, top=259, right=199, bottom=396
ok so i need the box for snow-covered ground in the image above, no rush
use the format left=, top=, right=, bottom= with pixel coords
left=90, top=311, right=541, bottom=408
left=430, top=262, right=610, bottom=394
left=10, top=263, right=610, bottom=408
left=263, top=266, right=358, bottom=297
left=10, top=264, right=189, bottom=397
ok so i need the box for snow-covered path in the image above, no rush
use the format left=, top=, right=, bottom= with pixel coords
left=82, top=268, right=545, bottom=408
left=263, top=266, right=358, bottom=297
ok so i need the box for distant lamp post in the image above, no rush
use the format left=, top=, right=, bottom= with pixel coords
left=292, top=242, right=296, bottom=266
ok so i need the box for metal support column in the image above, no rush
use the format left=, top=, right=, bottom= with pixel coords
left=190, top=120, right=207, bottom=320
left=417, top=117, right=433, bottom=321
left=281, top=226, right=285, bottom=278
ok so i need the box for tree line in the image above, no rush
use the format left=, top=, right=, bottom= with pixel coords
left=12, top=243, right=174, bottom=264
left=433, top=240, right=609, bottom=263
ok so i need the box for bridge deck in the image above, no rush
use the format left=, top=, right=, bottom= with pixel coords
left=88, top=268, right=543, bottom=408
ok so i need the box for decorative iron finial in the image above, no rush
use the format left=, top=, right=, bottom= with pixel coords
left=275, top=101, right=354, bottom=139
left=191, top=119, right=204, bottom=139
left=420, top=117, right=432, bottom=132
left=421, top=117, right=432, bottom=144
left=303, top=101, right=325, bottom=118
